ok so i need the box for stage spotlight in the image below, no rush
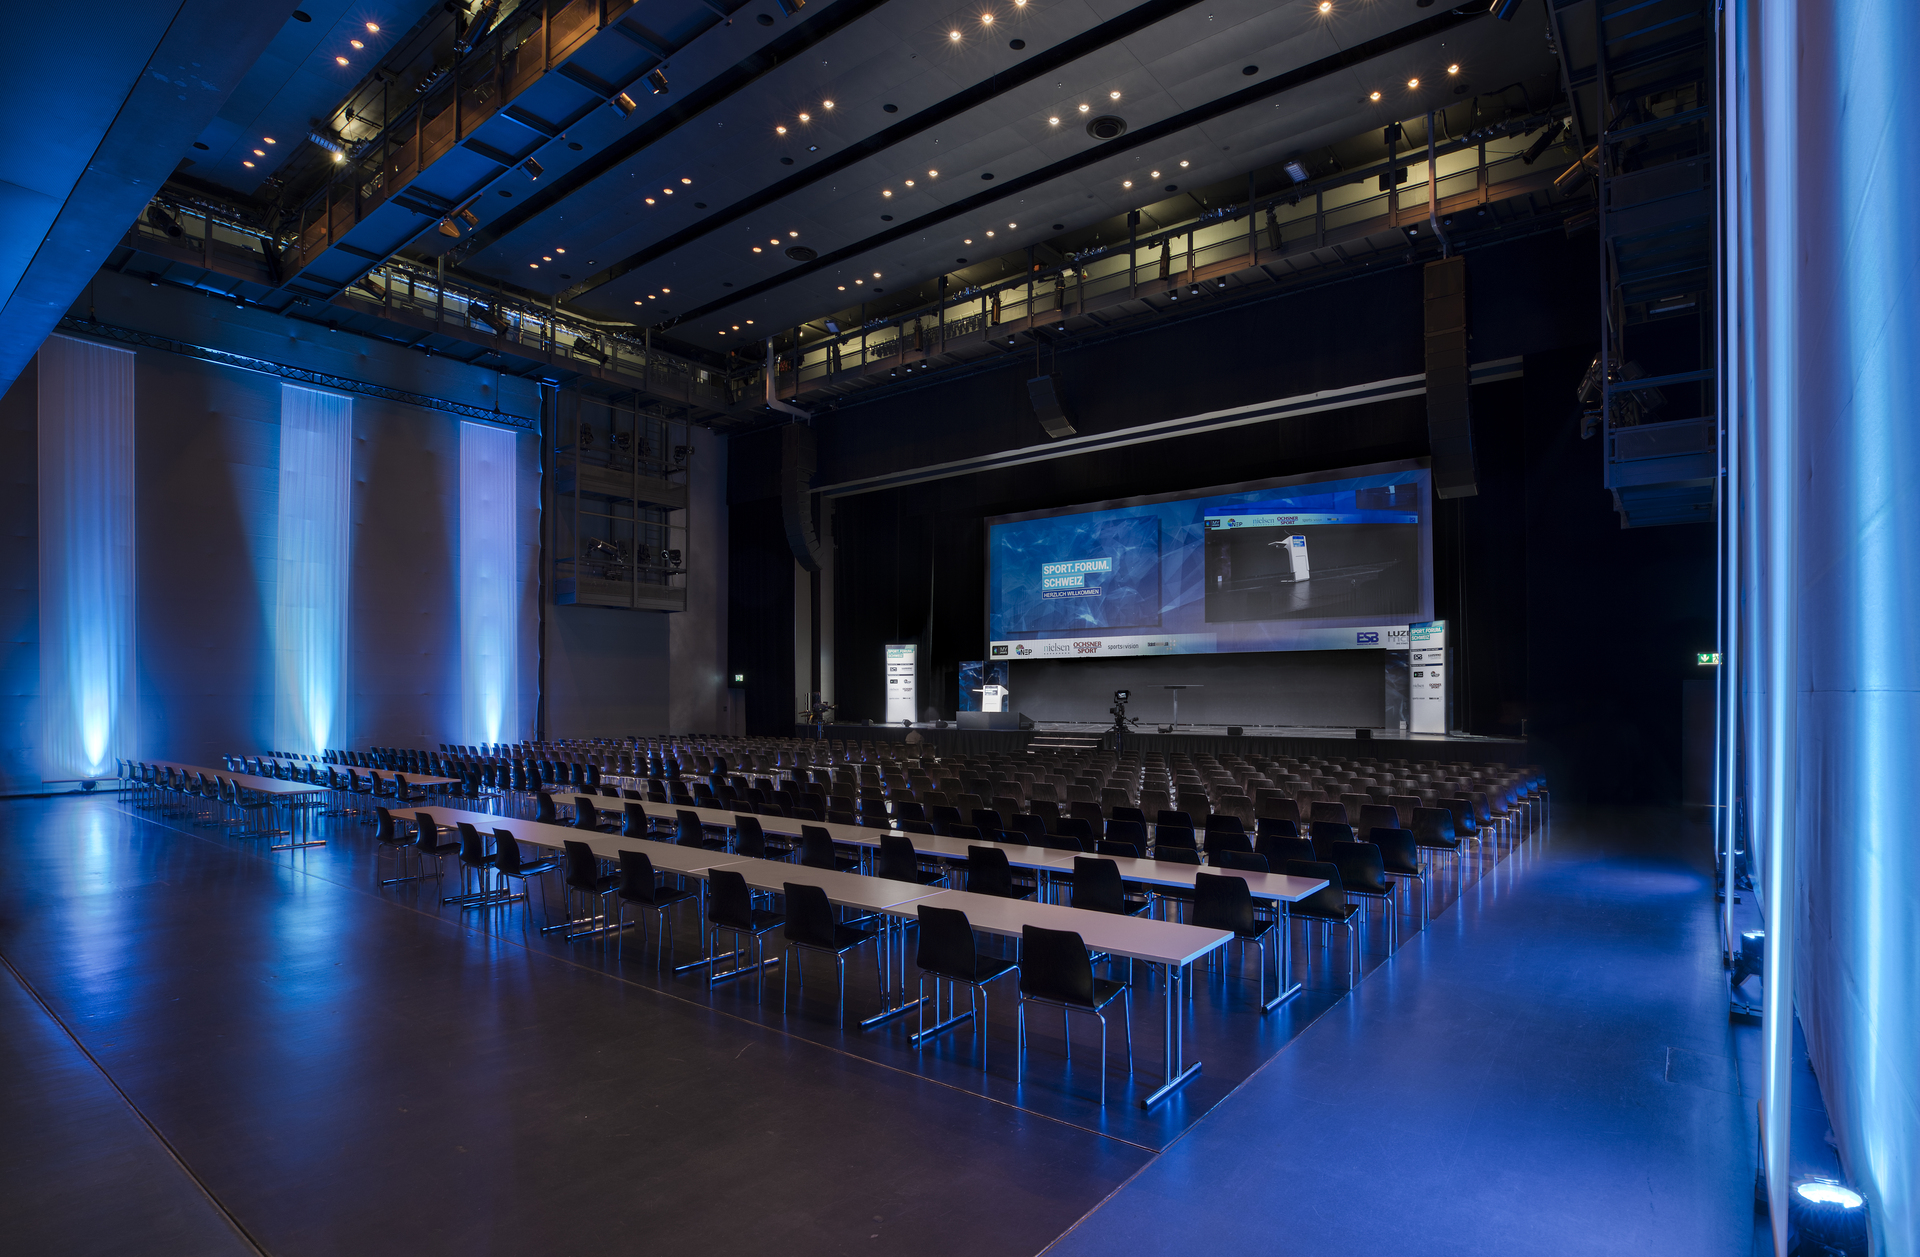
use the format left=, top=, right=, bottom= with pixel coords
left=1521, top=121, right=1564, bottom=165
left=522, top=156, right=543, bottom=179
left=1284, top=154, right=1309, bottom=183
left=437, top=218, right=461, bottom=238
left=646, top=68, right=669, bottom=95
left=611, top=92, right=637, bottom=117
left=458, top=207, right=479, bottom=227
left=1791, top=1181, right=1867, bottom=1256
left=146, top=205, right=185, bottom=237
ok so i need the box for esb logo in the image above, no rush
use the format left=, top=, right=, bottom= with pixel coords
left=1356, top=631, right=1379, bottom=644
left=1073, top=641, right=1102, bottom=655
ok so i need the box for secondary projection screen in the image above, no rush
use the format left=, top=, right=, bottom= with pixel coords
left=986, top=460, right=1433, bottom=659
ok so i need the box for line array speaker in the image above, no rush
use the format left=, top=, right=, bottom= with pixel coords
left=780, top=422, right=824, bottom=572
left=1027, top=374, right=1075, bottom=439
left=1423, top=255, right=1477, bottom=498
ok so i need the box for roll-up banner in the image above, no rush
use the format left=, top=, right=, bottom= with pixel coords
left=1408, top=620, right=1447, bottom=734
left=884, top=644, right=918, bottom=724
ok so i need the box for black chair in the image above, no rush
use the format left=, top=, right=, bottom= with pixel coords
left=1254, top=816, right=1299, bottom=840
left=1286, top=859, right=1361, bottom=986
left=1017, top=925, right=1132, bottom=1106
left=944, top=822, right=982, bottom=842
left=929, top=804, right=963, bottom=829
left=615, top=849, right=697, bottom=960
left=676, top=808, right=728, bottom=852
left=970, top=808, right=1004, bottom=833
left=1005, top=813, right=1047, bottom=843
left=705, top=869, right=783, bottom=1003
left=1256, top=833, right=1317, bottom=868
left=877, top=834, right=945, bottom=886
left=375, top=807, right=419, bottom=885
left=561, top=840, right=619, bottom=941
left=799, top=825, right=858, bottom=872
left=491, top=829, right=557, bottom=929
left=1192, top=871, right=1281, bottom=1009
left=1308, top=819, right=1355, bottom=857
left=1411, top=806, right=1465, bottom=881
left=1093, top=839, right=1140, bottom=858
left=534, top=792, right=559, bottom=824
left=1156, top=809, right=1194, bottom=831
left=897, top=818, right=936, bottom=835
left=1149, top=846, right=1200, bottom=917
left=781, top=882, right=879, bottom=1026
left=1369, top=826, right=1427, bottom=925
left=1154, top=824, right=1198, bottom=853
left=1106, top=819, right=1148, bottom=851
left=1071, top=856, right=1148, bottom=917
left=1203, top=829, right=1254, bottom=859
left=1213, top=849, right=1270, bottom=873
left=1109, top=805, right=1146, bottom=828
left=913, top=905, right=1019, bottom=1061
left=1327, top=840, right=1399, bottom=949
left=411, top=814, right=461, bottom=880
left=1055, top=817, right=1095, bottom=847
left=574, top=796, right=618, bottom=833
left=621, top=802, right=652, bottom=838
left=444, top=822, right=499, bottom=906
left=1039, top=831, right=1084, bottom=853
left=964, top=845, right=1031, bottom=899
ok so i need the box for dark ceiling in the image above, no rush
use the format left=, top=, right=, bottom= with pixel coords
left=170, top=0, right=1560, bottom=365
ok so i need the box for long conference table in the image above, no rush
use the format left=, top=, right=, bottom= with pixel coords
left=406, top=798, right=1326, bottom=1108
left=146, top=760, right=461, bottom=851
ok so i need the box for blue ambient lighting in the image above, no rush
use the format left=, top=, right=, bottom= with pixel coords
left=37, top=335, right=137, bottom=779
left=1798, top=1183, right=1865, bottom=1209
left=460, top=422, right=518, bottom=745
left=273, top=386, right=352, bottom=757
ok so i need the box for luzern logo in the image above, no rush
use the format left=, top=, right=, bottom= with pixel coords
left=1356, top=631, right=1379, bottom=644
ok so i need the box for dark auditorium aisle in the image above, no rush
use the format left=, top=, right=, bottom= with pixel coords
left=1045, top=807, right=1757, bottom=1257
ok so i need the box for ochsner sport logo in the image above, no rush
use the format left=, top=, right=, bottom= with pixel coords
left=1074, top=640, right=1103, bottom=655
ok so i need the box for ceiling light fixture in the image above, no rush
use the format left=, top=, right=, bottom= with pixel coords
left=1369, top=90, right=1382, bottom=101
left=949, top=29, right=961, bottom=40
left=1150, top=170, right=1159, bottom=178
left=1048, top=116, right=1060, bottom=125
left=253, top=148, right=265, bottom=156
left=528, top=262, right=538, bottom=267
left=770, top=238, right=780, bottom=245
left=661, top=287, right=670, bottom=293
left=1078, top=103, right=1090, bottom=113
left=523, top=156, right=544, bottom=179
left=1407, top=77, right=1420, bottom=88
left=350, top=38, right=364, bottom=48
left=746, top=319, right=754, bottom=324
left=1122, top=179, right=1132, bottom=188
left=243, top=160, right=256, bottom=168
left=264, top=136, right=276, bottom=144
left=646, top=68, right=669, bottom=95
left=799, top=112, right=810, bottom=122
left=905, top=179, right=915, bottom=186
left=1447, top=63, right=1460, bottom=74
left=981, top=11, right=993, bottom=24
left=964, top=238, right=973, bottom=244
left=332, top=152, right=345, bottom=163
left=928, top=169, right=938, bottom=177
left=366, top=21, right=379, bottom=31
left=662, top=187, right=672, bottom=195
left=838, top=285, right=846, bottom=290
left=335, top=55, right=349, bottom=65
left=612, top=92, right=637, bottom=116
left=555, top=247, right=566, bottom=253
left=646, top=196, right=656, bottom=204
left=1007, top=221, right=1016, bottom=228
left=1317, top=1, right=1330, bottom=11
left=1179, top=159, right=1189, bottom=167
left=883, top=189, right=893, bottom=197
left=776, top=125, right=787, bottom=135
left=873, top=271, right=881, bottom=277
left=543, top=256, right=552, bottom=261
left=1110, top=90, right=1121, bottom=100
left=681, top=177, right=692, bottom=184
left=823, top=100, right=834, bottom=109
left=753, top=246, right=763, bottom=252
left=789, top=230, right=799, bottom=237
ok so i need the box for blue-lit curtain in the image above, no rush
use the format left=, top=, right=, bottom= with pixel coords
left=273, top=386, right=352, bottom=756
left=1732, top=3, right=1920, bottom=1254
left=460, top=422, right=518, bottom=746
left=37, top=334, right=136, bottom=781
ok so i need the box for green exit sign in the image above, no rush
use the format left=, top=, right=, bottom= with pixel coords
left=1696, top=653, right=1721, bottom=666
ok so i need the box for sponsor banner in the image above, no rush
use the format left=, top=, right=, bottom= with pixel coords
left=1408, top=620, right=1447, bottom=733
left=884, top=643, right=918, bottom=723
left=992, top=624, right=1413, bottom=659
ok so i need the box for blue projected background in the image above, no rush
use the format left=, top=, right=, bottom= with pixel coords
left=987, top=464, right=1432, bottom=658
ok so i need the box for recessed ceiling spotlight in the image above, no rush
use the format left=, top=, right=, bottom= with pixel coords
left=663, top=188, right=673, bottom=195
left=753, top=246, right=763, bottom=252
left=350, top=38, right=364, bottom=48
left=1078, top=103, right=1090, bottom=113
left=981, top=11, right=993, bottom=24
left=681, top=177, right=692, bottom=184
left=542, top=256, right=552, bottom=261
left=1048, top=116, right=1059, bottom=125
left=1369, top=90, right=1382, bottom=101
left=1179, top=159, right=1189, bottom=167
left=838, top=285, right=846, bottom=290
left=986, top=229, right=995, bottom=236
left=635, top=300, right=643, bottom=305
left=873, top=271, right=881, bottom=277
left=646, top=197, right=656, bottom=204
left=799, top=112, right=810, bottom=122
left=1317, top=1, right=1330, bottom=11
left=1150, top=170, right=1159, bottom=178
left=366, top=21, right=380, bottom=32
left=1407, top=77, right=1420, bottom=88
left=243, top=160, right=256, bottom=167
left=661, top=287, right=670, bottom=293
left=883, top=189, right=893, bottom=197
left=776, top=125, right=787, bottom=134
left=1110, top=90, right=1121, bottom=100
left=746, top=319, right=755, bottom=324
left=718, top=330, right=727, bottom=336
left=770, top=238, right=779, bottom=244
left=1015, top=0, right=1026, bottom=5
left=335, top=55, right=349, bottom=65
left=789, top=230, right=799, bottom=237
left=1447, top=63, right=1460, bottom=75
left=733, top=325, right=740, bottom=330
left=1122, top=179, right=1132, bottom=188
left=253, top=148, right=265, bottom=156
left=529, top=262, right=538, bottom=268
left=823, top=100, right=835, bottom=109
left=556, top=247, right=566, bottom=253
left=263, top=136, right=277, bottom=144
left=949, top=29, right=961, bottom=40
left=855, top=278, right=863, bottom=284
left=928, top=169, right=938, bottom=177
left=647, top=294, right=655, bottom=299
left=1007, top=221, right=1016, bottom=228
left=964, top=237, right=973, bottom=244
left=905, top=179, right=916, bottom=187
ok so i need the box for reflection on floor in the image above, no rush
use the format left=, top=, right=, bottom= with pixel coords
left=0, top=795, right=1748, bottom=1255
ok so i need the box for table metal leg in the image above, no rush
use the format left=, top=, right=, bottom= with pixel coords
left=1141, top=959, right=1201, bottom=1109
left=1262, top=904, right=1304, bottom=1011
left=271, top=797, right=328, bottom=851
left=859, top=914, right=928, bottom=1030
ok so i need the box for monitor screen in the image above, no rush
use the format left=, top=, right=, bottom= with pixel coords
left=986, top=460, right=1432, bottom=659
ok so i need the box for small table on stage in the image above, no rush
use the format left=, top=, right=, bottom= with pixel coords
left=1158, top=684, right=1202, bottom=729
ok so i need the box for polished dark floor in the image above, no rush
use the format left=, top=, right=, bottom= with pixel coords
left=0, top=795, right=1750, bottom=1255
left=1046, top=807, right=1757, bottom=1256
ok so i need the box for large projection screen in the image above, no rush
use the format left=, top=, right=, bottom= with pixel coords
left=986, top=460, right=1433, bottom=660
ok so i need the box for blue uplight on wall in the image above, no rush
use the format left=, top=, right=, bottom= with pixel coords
left=273, top=386, right=352, bottom=757
left=37, top=335, right=137, bottom=780
left=459, top=421, right=518, bottom=746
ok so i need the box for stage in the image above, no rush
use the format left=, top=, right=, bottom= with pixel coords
left=794, top=721, right=1528, bottom=763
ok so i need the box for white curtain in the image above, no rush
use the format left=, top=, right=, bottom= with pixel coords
left=460, top=422, right=518, bottom=746
left=273, top=386, right=352, bottom=756
left=37, top=334, right=137, bottom=781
